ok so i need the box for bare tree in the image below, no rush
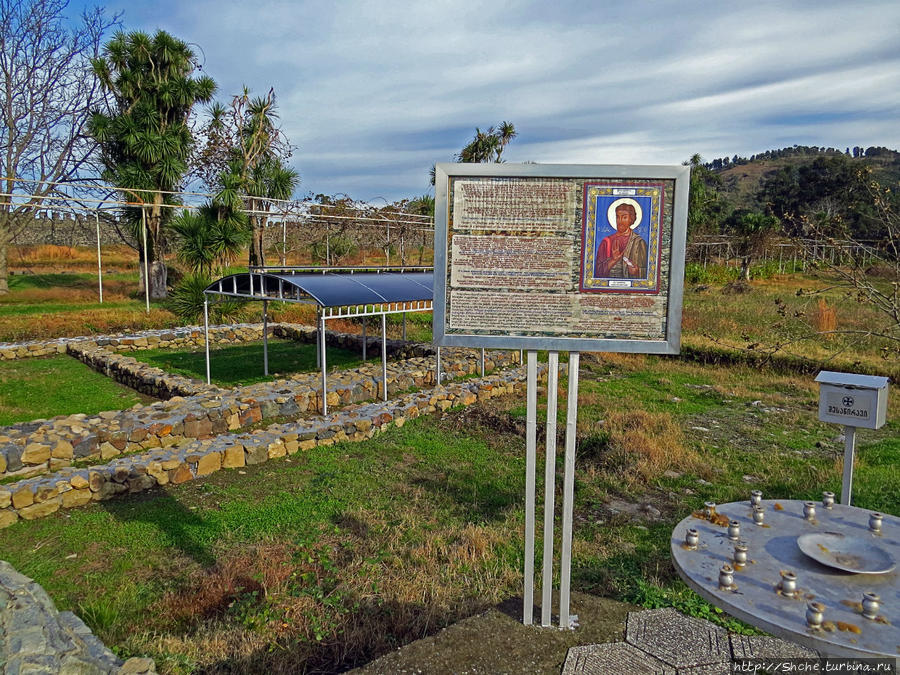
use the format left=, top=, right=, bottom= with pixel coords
left=0, top=0, right=118, bottom=293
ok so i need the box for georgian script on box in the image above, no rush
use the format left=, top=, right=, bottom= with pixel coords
left=450, top=235, right=573, bottom=290
left=452, top=180, right=576, bottom=232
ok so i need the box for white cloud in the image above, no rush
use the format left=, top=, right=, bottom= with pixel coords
left=99, top=0, right=900, bottom=200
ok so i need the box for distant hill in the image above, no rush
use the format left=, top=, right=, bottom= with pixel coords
left=705, top=145, right=900, bottom=212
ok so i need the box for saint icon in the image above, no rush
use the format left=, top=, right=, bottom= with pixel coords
left=594, top=198, right=648, bottom=279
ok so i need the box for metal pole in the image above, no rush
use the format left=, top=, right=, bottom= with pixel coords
left=381, top=313, right=388, bottom=402
left=141, top=207, right=149, bottom=314
left=282, top=220, right=286, bottom=266
left=262, top=300, right=269, bottom=377
left=203, top=297, right=210, bottom=385
left=559, top=352, right=580, bottom=629
left=320, top=313, right=328, bottom=415
left=480, top=347, right=486, bottom=377
left=436, top=346, right=441, bottom=385
left=841, top=425, right=857, bottom=505
left=541, top=351, right=559, bottom=626
left=523, top=350, right=538, bottom=625
left=402, top=312, right=407, bottom=341
left=362, top=319, right=367, bottom=361
left=95, top=211, right=103, bottom=303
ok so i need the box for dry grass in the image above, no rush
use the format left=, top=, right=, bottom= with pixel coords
left=0, top=307, right=178, bottom=341
left=123, top=511, right=518, bottom=673
left=605, top=409, right=703, bottom=481
left=812, top=298, right=837, bottom=335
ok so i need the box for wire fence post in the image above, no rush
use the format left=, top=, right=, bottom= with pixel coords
left=141, top=206, right=150, bottom=314
left=95, top=210, right=103, bottom=303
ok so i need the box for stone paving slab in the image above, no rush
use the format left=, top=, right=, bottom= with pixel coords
left=562, top=642, right=675, bottom=674
left=730, top=633, right=818, bottom=660
left=625, top=607, right=731, bottom=670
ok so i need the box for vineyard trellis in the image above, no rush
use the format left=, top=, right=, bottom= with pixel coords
left=0, top=177, right=435, bottom=312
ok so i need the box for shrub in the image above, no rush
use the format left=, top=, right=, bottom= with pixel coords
left=168, top=273, right=248, bottom=324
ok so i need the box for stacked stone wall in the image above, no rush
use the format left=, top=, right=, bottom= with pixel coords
left=0, top=322, right=431, bottom=361
left=0, top=343, right=516, bottom=482
left=0, top=363, right=538, bottom=530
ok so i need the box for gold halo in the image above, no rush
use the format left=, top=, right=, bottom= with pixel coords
left=607, top=198, right=642, bottom=230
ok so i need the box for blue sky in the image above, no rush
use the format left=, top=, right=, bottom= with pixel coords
left=72, top=0, right=900, bottom=202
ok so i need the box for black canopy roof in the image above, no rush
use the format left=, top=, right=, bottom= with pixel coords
left=205, top=271, right=434, bottom=308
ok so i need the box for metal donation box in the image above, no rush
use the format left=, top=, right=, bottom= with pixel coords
left=814, top=371, right=890, bottom=505
left=815, top=371, right=888, bottom=430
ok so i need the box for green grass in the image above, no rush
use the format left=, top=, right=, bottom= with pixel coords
left=0, top=354, right=896, bottom=672
left=133, top=339, right=364, bottom=386
left=0, top=354, right=147, bottom=425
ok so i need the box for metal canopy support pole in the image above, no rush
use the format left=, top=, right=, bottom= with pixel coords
left=95, top=211, right=103, bottom=303
left=381, top=313, right=388, bottom=402
left=316, top=308, right=321, bottom=368
left=841, top=425, right=857, bottom=505
left=362, top=319, right=367, bottom=361
left=203, top=297, right=210, bottom=385
left=141, top=207, right=149, bottom=314
left=559, top=352, right=580, bottom=629
left=262, top=300, right=269, bottom=377
left=282, top=220, right=286, bottom=266
left=523, top=350, right=538, bottom=625
left=480, top=348, right=486, bottom=377
left=402, top=312, right=407, bottom=340
left=541, top=351, right=559, bottom=626
left=320, top=313, right=328, bottom=415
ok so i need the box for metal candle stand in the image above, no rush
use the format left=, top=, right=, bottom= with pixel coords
left=671, top=494, right=899, bottom=658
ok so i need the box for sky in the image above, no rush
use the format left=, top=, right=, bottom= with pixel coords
left=73, top=0, right=900, bottom=203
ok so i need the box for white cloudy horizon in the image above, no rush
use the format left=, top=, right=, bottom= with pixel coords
left=74, top=0, right=900, bottom=202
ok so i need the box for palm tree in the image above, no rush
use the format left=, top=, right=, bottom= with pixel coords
left=89, top=30, right=216, bottom=298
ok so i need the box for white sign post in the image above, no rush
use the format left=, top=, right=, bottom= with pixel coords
left=433, top=163, right=689, bottom=629
left=815, top=371, right=890, bottom=505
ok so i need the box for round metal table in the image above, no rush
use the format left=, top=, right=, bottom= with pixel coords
left=671, top=499, right=899, bottom=658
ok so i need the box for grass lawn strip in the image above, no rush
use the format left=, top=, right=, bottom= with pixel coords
left=0, top=354, right=147, bottom=426
left=133, top=339, right=363, bottom=387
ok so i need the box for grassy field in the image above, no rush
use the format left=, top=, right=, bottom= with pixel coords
left=1, top=258, right=897, bottom=671
left=134, top=340, right=364, bottom=387
left=0, top=354, right=896, bottom=672
left=0, top=354, right=149, bottom=426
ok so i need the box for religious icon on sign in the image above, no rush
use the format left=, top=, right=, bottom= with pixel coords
left=580, top=183, right=664, bottom=293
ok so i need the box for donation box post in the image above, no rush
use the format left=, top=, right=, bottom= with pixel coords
left=433, top=163, right=689, bottom=629
left=815, top=371, right=890, bottom=505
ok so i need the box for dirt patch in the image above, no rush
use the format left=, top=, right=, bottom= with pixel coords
left=352, top=591, right=636, bottom=674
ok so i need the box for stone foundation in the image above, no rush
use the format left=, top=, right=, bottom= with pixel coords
left=0, top=363, right=540, bottom=529
left=0, top=336, right=517, bottom=482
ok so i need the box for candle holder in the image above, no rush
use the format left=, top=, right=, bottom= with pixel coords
left=779, top=570, right=798, bottom=596
left=728, top=520, right=741, bottom=541
left=752, top=506, right=765, bottom=525
left=684, top=528, right=699, bottom=549
left=869, top=513, right=883, bottom=534
left=861, top=592, right=880, bottom=620
left=704, top=501, right=717, bottom=518
left=733, top=541, right=748, bottom=566
left=806, top=601, right=824, bottom=629
left=750, top=490, right=762, bottom=508
left=822, top=491, right=835, bottom=509
left=719, top=563, right=734, bottom=590
left=803, top=501, right=816, bottom=521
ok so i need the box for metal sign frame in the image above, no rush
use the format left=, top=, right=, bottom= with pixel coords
left=433, top=162, right=690, bottom=353
left=432, top=162, right=690, bottom=630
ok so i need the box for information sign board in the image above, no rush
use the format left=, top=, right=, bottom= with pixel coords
left=433, top=163, right=689, bottom=353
